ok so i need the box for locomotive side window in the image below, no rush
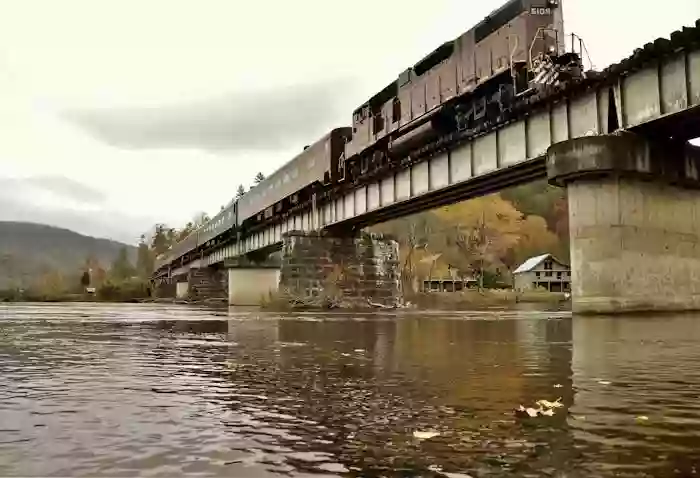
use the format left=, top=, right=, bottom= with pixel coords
left=392, top=98, right=401, bottom=123
left=372, top=115, right=384, bottom=135
left=475, top=0, right=524, bottom=43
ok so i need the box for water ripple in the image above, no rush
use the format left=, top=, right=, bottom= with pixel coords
left=1, top=303, right=700, bottom=476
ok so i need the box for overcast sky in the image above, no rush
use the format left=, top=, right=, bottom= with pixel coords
left=0, top=0, right=698, bottom=244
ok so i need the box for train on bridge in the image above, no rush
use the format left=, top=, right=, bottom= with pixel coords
left=154, top=0, right=586, bottom=274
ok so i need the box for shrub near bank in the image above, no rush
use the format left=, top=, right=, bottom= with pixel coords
left=97, top=278, right=151, bottom=302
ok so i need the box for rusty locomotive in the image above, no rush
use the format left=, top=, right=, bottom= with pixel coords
left=343, top=0, right=583, bottom=180
left=154, top=0, right=585, bottom=273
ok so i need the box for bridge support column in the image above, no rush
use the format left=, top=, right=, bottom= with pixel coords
left=187, top=266, right=228, bottom=301
left=175, top=276, right=188, bottom=299
left=153, top=277, right=176, bottom=298
left=227, top=265, right=281, bottom=306
left=280, top=231, right=402, bottom=308
left=548, top=132, right=700, bottom=314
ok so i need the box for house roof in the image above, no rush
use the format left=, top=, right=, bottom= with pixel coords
left=513, top=253, right=554, bottom=274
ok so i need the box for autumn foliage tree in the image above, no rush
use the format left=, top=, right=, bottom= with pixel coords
left=35, top=270, right=67, bottom=299
left=433, top=195, right=522, bottom=279
left=371, top=185, right=566, bottom=290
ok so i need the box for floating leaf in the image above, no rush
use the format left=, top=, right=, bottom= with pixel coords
left=598, top=380, right=612, bottom=385
left=515, top=403, right=559, bottom=418
left=413, top=430, right=440, bottom=440
left=636, top=415, right=649, bottom=422
left=515, top=405, right=541, bottom=418
left=536, top=398, right=564, bottom=409
left=553, top=384, right=563, bottom=388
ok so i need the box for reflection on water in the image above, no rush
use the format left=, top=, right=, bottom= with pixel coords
left=0, top=303, right=699, bottom=477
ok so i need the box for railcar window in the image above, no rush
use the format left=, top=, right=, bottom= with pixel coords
left=475, top=0, right=524, bottom=43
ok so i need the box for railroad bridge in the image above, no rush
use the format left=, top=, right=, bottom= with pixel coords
left=154, top=21, right=700, bottom=314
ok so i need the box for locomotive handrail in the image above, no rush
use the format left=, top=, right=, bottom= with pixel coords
left=508, top=33, right=520, bottom=89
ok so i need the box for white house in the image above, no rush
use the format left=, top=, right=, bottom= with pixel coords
left=513, top=254, right=571, bottom=292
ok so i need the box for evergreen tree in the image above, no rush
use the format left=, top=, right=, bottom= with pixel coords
left=177, top=222, right=195, bottom=241
left=150, top=224, right=170, bottom=255
left=253, top=172, right=265, bottom=184
left=193, top=212, right=210, bottom=227
left=80, top=270, right=90, bottom=288
left=110, top=247, right=135, bottom=281
left=136, top=234, right=154, bottom=278
left=236, top=184, right=246, bottom=198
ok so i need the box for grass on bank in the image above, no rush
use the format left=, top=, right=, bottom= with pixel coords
left=405, top=289, right=568, bottom=310
left=0, top=278, right=152, bottom=303
left=260, top=287, right=568, bottom=311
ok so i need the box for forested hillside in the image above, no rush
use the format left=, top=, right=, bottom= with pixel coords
left=0, top=222, right=137, bottom=290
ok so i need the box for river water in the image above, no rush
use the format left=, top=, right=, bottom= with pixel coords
left=1, top=304, right=699, bottom=477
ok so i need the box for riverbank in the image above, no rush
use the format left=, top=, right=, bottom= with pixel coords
left=258, top=289, right=569, bottom=311
left=0, top=279, right=152, bottom=304
left=407, top=289, right=569, bottom=310
left=0, top=294, right=148, bottom=304
left=2, top=289, right=568, bottom=311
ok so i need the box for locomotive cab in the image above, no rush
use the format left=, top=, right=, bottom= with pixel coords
left=342, top=0, right=587, bottom=178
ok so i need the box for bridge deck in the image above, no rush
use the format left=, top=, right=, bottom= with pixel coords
left=159, top=21, right=700, bottom=274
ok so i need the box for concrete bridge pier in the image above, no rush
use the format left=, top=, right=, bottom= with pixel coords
left=224, top=257, right=281, bottom=306
left=547, top=132, right=700, bottom=314
left=153, top=267, right=227, bottom=301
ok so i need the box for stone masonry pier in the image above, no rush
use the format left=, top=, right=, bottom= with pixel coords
left=279, top=231, right=402, bottom=308
left=151, top=267, right=227, bottom=302
left=187, top=267, right=227, bottom=301
left=547, top=132, right=700, bottom=314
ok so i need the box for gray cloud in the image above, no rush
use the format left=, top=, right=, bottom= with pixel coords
left=0, top=177, right=154, bottom=244
left=18, top=176, right=106, bottom=204
left=63, top=78, right=360, bottom=152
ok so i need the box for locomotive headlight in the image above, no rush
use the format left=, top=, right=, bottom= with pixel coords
left=547, top=0, right=559, bottom=7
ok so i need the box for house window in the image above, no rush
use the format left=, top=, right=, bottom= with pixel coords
left=544, top=260, right=552, bottom=270
left=557, top=272, right=562, bottom=280
left=546, top=271, right=552, bottom=277
left=536, top=272, right=541, bottom=278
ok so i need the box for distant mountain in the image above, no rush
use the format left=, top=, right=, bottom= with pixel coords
left=0, top=221, right=136, bottom=289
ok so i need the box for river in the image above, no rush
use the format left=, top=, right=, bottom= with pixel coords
left=0, top=303, right=699, bottom=477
